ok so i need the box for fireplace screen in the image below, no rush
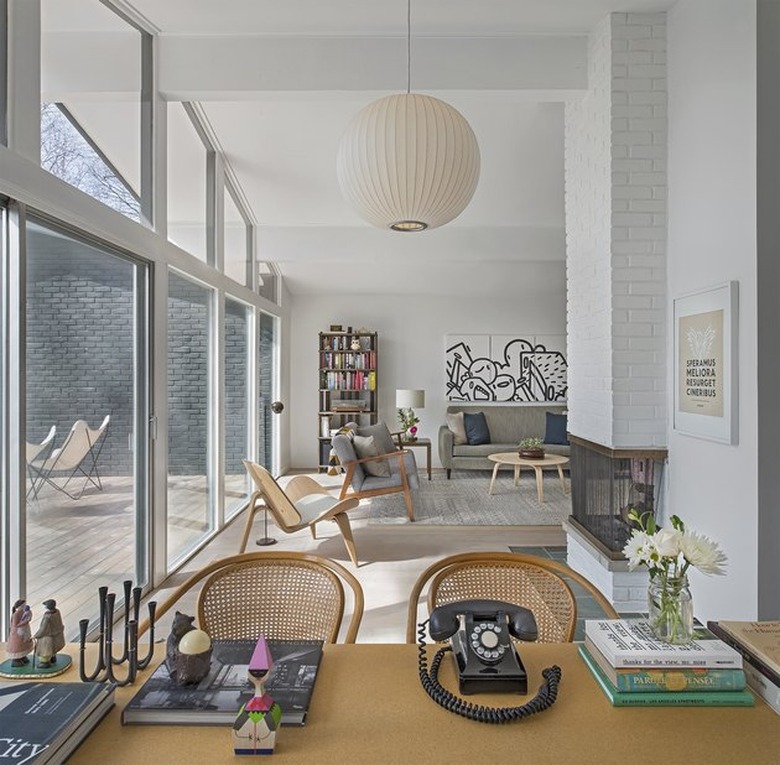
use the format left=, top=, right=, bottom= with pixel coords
left=569, top=436, right=667, bottom=557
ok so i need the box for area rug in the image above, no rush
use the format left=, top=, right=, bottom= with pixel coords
left=366, top=470, right=571, bottom=526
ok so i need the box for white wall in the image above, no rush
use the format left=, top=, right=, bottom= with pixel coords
left=667, top=0, right=758, bottom=619
left=286, top=278, right=566, bottom=470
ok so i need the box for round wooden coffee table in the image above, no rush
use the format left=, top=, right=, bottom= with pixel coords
left=487, top=452, right=570, bottom=504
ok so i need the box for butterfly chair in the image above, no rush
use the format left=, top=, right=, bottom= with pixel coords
left=331, top=422, right=419, bottom=521
left=28, top=415, right=110, bottom=500
left=137, top=551, right=364, bottom=643
left=239, top=460, right=361, bottom=566
left=25, top=425, right=56, bottom=500
left=405, top=551, right=619, bottom=643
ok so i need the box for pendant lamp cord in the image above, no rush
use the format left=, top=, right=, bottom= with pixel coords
left=406, top=0, right=411, bottom=94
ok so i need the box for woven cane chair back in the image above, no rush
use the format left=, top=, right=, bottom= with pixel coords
left=139, top=552, right=364, bottom=643
left=406, top=552, right=618, bottom=643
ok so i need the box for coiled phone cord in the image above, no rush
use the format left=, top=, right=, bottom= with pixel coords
left=417, top=620, right=562, bottom=724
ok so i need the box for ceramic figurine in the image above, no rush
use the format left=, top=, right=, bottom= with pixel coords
left=33, top=599, right=66, bottom=668
left=7, top=599, right=34, bottom=667
left=233, top=636, right=282, bottom=756
left=165, top=611, right=196, bottom=676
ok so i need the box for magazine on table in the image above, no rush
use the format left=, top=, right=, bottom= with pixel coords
left=123, top=638, right=323, bottom=726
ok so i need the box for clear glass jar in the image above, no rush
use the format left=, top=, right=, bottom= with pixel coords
left=648, top=574, right=694, bottom=644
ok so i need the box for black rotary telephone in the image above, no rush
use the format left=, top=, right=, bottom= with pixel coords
left=418, top=600, right=562, bottom=723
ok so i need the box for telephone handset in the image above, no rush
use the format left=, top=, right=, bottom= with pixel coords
left=428, top=599, right=536, bottom=694
left=418, top=599, right=562, bottom=723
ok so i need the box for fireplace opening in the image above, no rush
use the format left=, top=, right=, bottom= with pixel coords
left=568, top=435, right=668, bottom=560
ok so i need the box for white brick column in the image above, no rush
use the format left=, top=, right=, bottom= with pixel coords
left=565, top=12, right=667, bottom=449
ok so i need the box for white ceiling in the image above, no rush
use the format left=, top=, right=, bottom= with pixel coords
left=42, top=0, right=675, bottom=296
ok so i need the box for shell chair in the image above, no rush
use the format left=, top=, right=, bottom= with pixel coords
left=27, top=416, right=110, bottom=500
left=239, top=460, right=361, bottom=566
left=406, top=551, right=619, bottom=643
left=138, top=551, right=364, bottom=644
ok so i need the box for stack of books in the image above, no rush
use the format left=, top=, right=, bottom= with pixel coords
left=707, top=620, right=780, bottom=715
left=580, top=619, right=754, bottom=706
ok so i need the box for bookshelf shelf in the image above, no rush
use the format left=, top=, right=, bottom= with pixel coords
left=317, top=330, right=378, bottom=471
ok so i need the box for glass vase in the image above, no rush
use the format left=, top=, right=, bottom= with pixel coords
left=647, top=574, right=694, bottom=644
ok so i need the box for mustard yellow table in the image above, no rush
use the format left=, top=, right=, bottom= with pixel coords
left=488, top=451, right=569, bottom=503
left=13, top=642, right=778, bottom=765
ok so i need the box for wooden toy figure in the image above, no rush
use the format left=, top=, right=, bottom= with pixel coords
left=7, top=599, right=34, bottom=667
left=232, top=636, right=282, bottom=756
left=33, top=599, right=66, bottom=668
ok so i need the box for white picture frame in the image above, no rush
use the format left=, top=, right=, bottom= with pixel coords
left=673, top=281, right=738, bottom=444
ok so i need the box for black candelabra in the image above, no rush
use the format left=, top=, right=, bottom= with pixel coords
left=79, top=580, right=157, bottom=686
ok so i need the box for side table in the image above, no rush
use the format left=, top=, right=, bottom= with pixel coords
left=396, top=438, right=432, bottom=480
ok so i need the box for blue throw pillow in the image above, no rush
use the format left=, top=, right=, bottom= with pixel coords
left=463, top=412, right=491, bottom=445
left=545, top=412, right=568, bottom=445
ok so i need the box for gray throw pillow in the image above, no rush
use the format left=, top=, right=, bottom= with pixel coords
left=352, top=434, right=391, bottom=476
left=356, top=421, right=397, bottom=457
left=446, top=412, right=468, bottom=445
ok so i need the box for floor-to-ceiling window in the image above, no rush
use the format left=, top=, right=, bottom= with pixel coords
left=224, top=297, right=251, bottom=517
left=258, top=311, right=279, bottom=472
left=167, top=271, right=214, bottom=565
left=40, top=0, right=149, bottom=223
left=24, top=218, right=149, bottom=632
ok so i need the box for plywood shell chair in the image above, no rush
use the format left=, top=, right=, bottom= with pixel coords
left=405, top=551, right=619, bottom=643
left=138, top=552, right=364, bottom=644
left=28, top=415, right=110, bottom=500
left=240, top=460, right=361, bottom=566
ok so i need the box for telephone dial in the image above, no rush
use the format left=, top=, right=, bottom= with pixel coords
left=418, top=599, right=562, bottom=723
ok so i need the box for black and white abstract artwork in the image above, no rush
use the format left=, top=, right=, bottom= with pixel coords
left=445, top=334, right=567, bottom=402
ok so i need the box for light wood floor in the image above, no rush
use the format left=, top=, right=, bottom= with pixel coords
left=25, top=468, right=566, bottom=643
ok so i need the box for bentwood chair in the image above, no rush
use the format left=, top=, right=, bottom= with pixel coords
left=240, top=461, right=361, bottom=565
left=138, top=551, right=364, bottom=644
left=405, top=551, right=619, bottom=643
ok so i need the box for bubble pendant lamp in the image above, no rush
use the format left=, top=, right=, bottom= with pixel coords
left=336, top=3, right=480, bottom=232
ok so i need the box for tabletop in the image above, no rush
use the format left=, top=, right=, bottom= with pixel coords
left=23, top=641, right=779, bottom=765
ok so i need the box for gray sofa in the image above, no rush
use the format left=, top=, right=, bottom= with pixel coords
left=438, top=404, right=568, bottom=478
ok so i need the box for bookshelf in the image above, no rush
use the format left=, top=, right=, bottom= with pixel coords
left=318, top=330, right=378, bottom=471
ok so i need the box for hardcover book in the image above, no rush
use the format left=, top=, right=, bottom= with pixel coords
left=584, top=619, right=742, bottom=668
left=707, top=621, right=780, bottom=685
left=0, top=681, right=115, bottom=764
left=741, top=662, right=780, bottom=715
left=713, top=621, right=780, bottom=676
left=582, top=636, right=747, bottom=692
left=122, top=638, right=323, bottom=726
left=578, top=646, right=755, bottom=707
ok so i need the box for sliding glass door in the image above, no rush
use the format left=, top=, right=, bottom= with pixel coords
left=24, top=218, right=150, bottom=632
left=167, top=272, right=214, bottom=565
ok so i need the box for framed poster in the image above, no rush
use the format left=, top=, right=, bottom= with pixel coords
left=673, top=281, right=738, bottom=444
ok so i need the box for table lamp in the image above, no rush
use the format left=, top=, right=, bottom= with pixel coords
left=396, top=389, right=425, bottom=441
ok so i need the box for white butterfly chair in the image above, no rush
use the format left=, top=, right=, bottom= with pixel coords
left=25, top=425, right=56, bottom=500
left=28, top=415, right=110, bottom=500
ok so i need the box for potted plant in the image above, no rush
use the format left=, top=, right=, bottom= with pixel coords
left=518, top=437, right=545, bottom=459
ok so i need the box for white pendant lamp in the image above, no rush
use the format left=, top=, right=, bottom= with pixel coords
left=336, top=2, right=480, bottom=232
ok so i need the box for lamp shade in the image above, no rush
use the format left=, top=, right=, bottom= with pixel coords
left=396, top=389, right=425, bottom=409
left=337, top=93, right=480, bottom=232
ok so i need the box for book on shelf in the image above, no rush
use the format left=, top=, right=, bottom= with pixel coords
left=582, top=635, right=747, bottom=692
left=0, top=680, right=114, bottom=764
left=578, top=645, right=755, bottom=707
left=123, top=638, right=323, bottom=727
left=584, top=619, right=742, bottom=668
